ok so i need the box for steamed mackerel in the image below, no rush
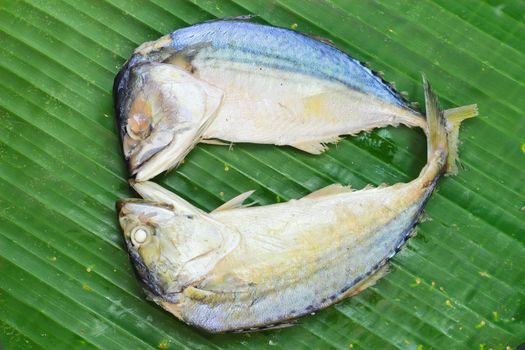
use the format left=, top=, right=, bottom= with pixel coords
left=114, top=19, right=426, bottom=181
left=116, top=80, right=477, bottom=332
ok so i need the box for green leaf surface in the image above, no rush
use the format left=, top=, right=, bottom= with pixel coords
left=1, top=0, right=524, bottom=349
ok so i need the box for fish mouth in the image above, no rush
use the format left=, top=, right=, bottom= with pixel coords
left=129, top=143, right=181, bottom=181
left=116, top=199, right=127, bottom=212
left=116, top=198, right=176, bottom=215
left=132, top=135, right=200, bottom=182
left=127, top=143, right=171, bottom=177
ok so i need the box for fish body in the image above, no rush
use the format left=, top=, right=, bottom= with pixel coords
left=114, top=19, right=425, bottom=181
left=117, top=80, right=477, bottom=332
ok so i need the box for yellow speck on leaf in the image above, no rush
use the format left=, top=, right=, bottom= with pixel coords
left=291, top=23, right=298, bottom=29
left=82, top=283, right=91, bottom=292
left=50, top=256, right=57, bottom=261
left=479, top=271, right=490, bottom=278
left=479, top=344, right=485, bottom=350
left=219, top=191, right=224, bottom=197
left=158, top=339, right=170, bottom=349
left=417, top=345, right=424, bottom=350
left=224, top=164, right=229, bottom=171
left=410, top=277, right=422, bottom=287
left=445, top=299, right=453, bottom=308
left=521, top=143, right=525, bottom=153
left=86, top=266, right=92, bottom=273
left=492, top=311, right=499, bottom=322
left=431, top=281, right=436, bottom=288
left=475, top=320, right=486, bottom=328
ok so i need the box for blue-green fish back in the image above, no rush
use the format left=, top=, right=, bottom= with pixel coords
left=166, top=20, right=407, bottom=108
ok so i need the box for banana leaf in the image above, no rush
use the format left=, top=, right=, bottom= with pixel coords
left=0, top=0, right=524, bottom=349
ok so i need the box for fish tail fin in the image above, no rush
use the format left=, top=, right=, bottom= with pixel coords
left=423, top=76, right=478, bottom=176
left=443, top=104, right=478, bottom=175
left=423, top=76, right=446, bottom=163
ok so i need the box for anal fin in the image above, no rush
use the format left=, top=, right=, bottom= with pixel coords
left=341, top=264, right=390, bottom=300
left=291, top=135, right=342, bottom=154
left=231, top=321, right=297, bottom=333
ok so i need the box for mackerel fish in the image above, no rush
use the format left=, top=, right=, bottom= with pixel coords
left=114, top=19, right=427, bottom=181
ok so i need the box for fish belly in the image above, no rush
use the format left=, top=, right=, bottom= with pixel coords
left=197, top=60, right=423, bottom=151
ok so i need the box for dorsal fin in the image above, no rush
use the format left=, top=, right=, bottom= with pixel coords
left=303, top=184, right=353, bottom=200
left=223, top=15, right=257, bottom=21
left=213, top=190, right=256, bottom=212
left=305, top=33, right=337, bottom=48
left=204, top=15, right=257, bottom=24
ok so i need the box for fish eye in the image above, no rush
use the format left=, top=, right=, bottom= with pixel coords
left=126, top=112, right=152, bottom=140
left=130, top=225, right=153, bottom=246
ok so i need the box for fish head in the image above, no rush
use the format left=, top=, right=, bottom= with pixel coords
left=116, top=63, right=223, bottom=181
left=117, top=199, right=238, bottom=298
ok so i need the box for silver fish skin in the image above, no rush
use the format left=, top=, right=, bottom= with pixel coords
left=114, top=19, right=425, bottom=181
left=116, top=80, right=477, bottom=332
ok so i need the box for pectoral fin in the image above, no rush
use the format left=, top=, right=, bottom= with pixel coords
left=201, top=139, right=231, bottom=146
